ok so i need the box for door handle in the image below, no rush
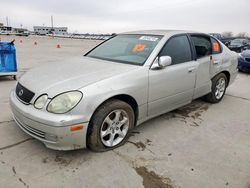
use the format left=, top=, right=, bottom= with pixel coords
left=213, top=60, right=220, bottom=64
left=188, top=67, right=196, bottom=73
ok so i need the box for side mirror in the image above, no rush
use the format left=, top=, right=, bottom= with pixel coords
left=158, top=56, right=172, bottom=68
left=151, top=56, right=172, bottom=70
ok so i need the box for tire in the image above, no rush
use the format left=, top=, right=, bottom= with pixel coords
left=204, top=73, right=228, bottom=103
left=87, top=99, right=135, bottom=152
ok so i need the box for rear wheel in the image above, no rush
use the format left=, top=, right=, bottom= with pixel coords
left=87, top=99, right=135, bottom=152
left=204, top=73, right=227, bottom=103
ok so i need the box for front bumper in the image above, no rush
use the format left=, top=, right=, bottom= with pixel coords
left=10, top=91, right=89, bottom=150
left=238, top=60, right=250, bottom=71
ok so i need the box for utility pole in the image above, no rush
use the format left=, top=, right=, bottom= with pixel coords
left=50, top=15, right=54, bottom=35
left=6, top=17, right=9, bottom=26
left=51, top=15, right=54, bottom=29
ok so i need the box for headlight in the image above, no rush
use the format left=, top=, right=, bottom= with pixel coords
left=238, top=54, right=245, bottom=61
left=47, top=91, right=82, bottom=114
left=34, top=94, right=48, bottom=109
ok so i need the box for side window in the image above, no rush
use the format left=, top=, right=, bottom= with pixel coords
left=159, top=35, right=192, bottom=65
left=243, top=40, right=249, bottom=45
left=191, top=35, right=212, bottom=58
left=211, top=38, right=222, bottom=54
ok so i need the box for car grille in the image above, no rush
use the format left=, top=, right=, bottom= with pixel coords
left=15, top=117, right=46, bottom=139
left=16, top=83, right=35, bottom=104
left=245, top=58, right=250, bottom=63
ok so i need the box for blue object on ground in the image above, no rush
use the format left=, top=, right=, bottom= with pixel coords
left=238, top=50, right=250, bottom=72
left=0, top=41, right=17, bottom=73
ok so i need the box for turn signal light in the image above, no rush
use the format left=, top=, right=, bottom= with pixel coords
left=70, top=124, right=84, bottom=132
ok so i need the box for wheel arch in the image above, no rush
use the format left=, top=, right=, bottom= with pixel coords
left=88, top=94, right=139, bottom=127
left=220, top=71, right=230, bottom=87
left=86, top=94, right=139, bottom=149
left=111, top=94, right=139, bottom=124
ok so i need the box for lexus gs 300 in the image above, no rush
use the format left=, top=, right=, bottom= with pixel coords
left=10, top=30, right=238, bottom=151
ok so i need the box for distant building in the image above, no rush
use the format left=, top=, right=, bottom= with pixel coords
left=0, top=24, right=30, bottom=36
left=0, top=24, right=12, bottom=33
left=33, top=26, right=68, bottom=35
left=13, top=28, right=30, bottom=36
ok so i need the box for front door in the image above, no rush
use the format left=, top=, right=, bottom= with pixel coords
left=148, top=35, right=198, bottom=117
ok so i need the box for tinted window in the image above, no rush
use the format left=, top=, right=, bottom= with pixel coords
left=159, top=35, right=192, bottom=65
left=191, top=35, right=212, bottom=58
left=242, top=40, right=248, bottom=45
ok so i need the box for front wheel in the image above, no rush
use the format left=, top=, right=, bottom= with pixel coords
left=204, top=73, right=228, bottom=103
left=87, top=99, right=135, bottom=152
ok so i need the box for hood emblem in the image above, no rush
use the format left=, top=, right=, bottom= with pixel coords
left=18, top=89, right=24, bottom=96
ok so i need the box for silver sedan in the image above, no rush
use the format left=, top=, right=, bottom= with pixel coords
left=10, top=30, right=238, bottom=151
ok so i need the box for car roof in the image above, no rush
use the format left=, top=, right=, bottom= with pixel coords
left=232, top=38, right=245, bottom=41
left=120, top=30, right=203, bottom=36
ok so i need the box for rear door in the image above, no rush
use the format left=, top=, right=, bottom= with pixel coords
left=189, top=34, right=212, bottom=99
left=148, top=34, right=198, bottom=117
left=190, top=34, right=223, bottom=99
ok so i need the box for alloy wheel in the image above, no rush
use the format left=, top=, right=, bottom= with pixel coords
left=100, top=109, right=129, bottom=147
left=215, top=77, right=226, bottom=100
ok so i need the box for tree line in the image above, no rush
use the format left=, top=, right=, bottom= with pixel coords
left=222, top=32, right=249, bottom=38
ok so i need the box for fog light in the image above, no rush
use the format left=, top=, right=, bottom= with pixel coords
left=45, top=133, right=58, bottom=142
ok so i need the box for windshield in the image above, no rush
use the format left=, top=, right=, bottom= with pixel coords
left=231, top=39, right=243, bottom=45
left=86, top=34, right=163, bottom=65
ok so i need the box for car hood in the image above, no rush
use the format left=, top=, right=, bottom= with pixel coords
left=19, top=56, right=139, bottom=96
left=229, top=45, right=241, bottom=48
left=241, top=50, right=250, bottom=57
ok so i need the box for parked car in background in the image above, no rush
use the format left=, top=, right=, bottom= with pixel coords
left=238, top=50, right=250, bottom=72
left=10, top=30, right=238, bottom=151
left=221, top=38, right=232, bottom=47
left=209, top=33, right=222, bottom=41
left=228, top=38, right=250, bottom=53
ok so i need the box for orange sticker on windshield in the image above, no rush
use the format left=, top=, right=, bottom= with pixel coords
left=133, top=44, right=146, bottom=53
left=213, top=42, right=220, bottom=52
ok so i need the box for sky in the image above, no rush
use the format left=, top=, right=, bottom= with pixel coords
left=0, top=0, right=249, bottom=35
